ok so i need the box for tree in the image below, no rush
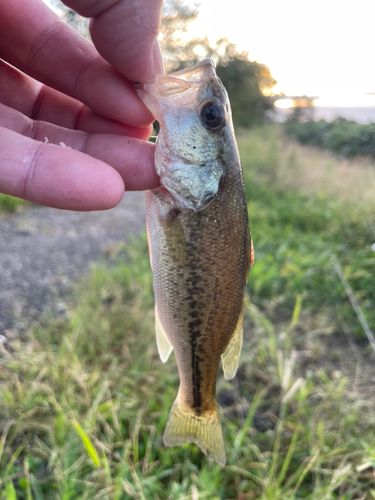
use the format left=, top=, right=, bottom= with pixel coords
left=159, top=0, right=200, bottom=73
left=51, top=0, right=277, bottom=127
left=215, top=42, right=276, bottom=127
left=160, top=33, right=277, bottom=128
left=217, top=58, right=276, bottom=127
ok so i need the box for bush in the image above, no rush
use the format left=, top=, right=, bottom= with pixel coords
left=285, top=118, right=375, bottom=158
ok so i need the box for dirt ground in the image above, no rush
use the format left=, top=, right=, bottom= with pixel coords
left=0, top=192, right=146, bottom=335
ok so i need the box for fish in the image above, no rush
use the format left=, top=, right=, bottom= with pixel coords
left=136, top=59, right=253, bottom=466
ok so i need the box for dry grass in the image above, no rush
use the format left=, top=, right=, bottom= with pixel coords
left=279, top=138, right=375, bottom=204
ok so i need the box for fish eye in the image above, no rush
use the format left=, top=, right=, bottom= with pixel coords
left=200, top=102, right=225, bottom=130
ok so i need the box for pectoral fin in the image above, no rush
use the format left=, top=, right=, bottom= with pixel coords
left=221, top=310, right=244, bottom=380
left=155, top=307, right=173, bottom=363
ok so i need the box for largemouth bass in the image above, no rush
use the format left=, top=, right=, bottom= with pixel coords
left=137, top=59, right=253, bottom=466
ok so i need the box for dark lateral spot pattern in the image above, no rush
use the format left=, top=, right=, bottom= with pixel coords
left=147, top=164, right=250, bottom=415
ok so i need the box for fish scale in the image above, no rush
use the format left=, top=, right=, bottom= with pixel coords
left=137, top=59, right=252, bottom=465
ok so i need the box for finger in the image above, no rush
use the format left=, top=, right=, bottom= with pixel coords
left=0, top=127, right=125, bottom=211
left=0, top=59, right=152, bottom=140
left=1, top=104, right=159, bottom=191
left=63, top=0, right=164, bottom=82
left=0, top=0, right=153, bottom=127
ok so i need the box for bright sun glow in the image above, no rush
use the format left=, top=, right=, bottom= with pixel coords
left=45, top=0, right=375, bottom=108
left=316, top=92, right=375, bottom=108
left=275, top=99, right=294, bottom=109
left=184, top=0, right=375, bottom=107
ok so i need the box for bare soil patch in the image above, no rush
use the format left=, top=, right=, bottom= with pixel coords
left=0, top=192, right=146, bottom=335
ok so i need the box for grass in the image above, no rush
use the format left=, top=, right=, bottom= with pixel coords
left=1, top=126, right=375, bottom=498
left=0, top=194, right=24, bottom=214
left=240, top=126, right=375, bottom=338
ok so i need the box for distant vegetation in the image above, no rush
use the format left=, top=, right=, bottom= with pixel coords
left=51, top=0, right=277, bottom=130
left=158, top=1, right=277, bottom=128
left=285, top=118, right=375, bottom=159
left=216, top=50, right=276, bottom=128
left=2, top=126, right=375, bottom=498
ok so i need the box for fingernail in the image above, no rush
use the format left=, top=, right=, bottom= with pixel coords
left=152, top=40, right=164, bottom=76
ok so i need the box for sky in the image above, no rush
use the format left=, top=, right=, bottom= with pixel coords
left=184, top=0, right=375, bottom=107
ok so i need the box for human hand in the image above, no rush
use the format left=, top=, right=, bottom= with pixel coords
left=0, top=0, right=163, bottom=211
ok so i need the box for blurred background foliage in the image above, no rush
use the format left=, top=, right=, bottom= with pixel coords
left=51, top=0, right=277, bottom=130
left=160, top=1, right=277, bottom=127
left=285, top=118, right=375, bottom=159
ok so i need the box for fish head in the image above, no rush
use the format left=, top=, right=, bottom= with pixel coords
left=137, top=59, right=234, bottom=211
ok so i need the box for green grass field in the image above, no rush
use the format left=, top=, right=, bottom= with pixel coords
left=0, top=194, right=24, bottom=214
left=1, top=126, right=375, bottom=499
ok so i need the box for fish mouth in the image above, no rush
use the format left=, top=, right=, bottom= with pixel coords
left=153, top=59, right=220, bottom=101
left=136, top=60, right=224, bottom=119
left=162, top=59, right=216, bottom=85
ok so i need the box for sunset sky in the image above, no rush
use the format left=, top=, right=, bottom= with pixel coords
left=185, top=0, right=375, bottom=107
left=47, top=0, right=375, bottom=107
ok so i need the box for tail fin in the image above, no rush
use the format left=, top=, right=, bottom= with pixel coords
left=163, top=395, right=226, bottom=466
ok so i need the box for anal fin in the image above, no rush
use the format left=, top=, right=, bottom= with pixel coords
left=155, top=307, right=173, bottom=363
left=221, top=310, right=244, bottom=380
